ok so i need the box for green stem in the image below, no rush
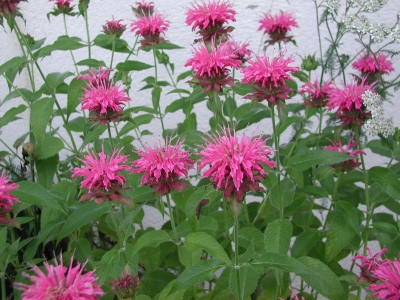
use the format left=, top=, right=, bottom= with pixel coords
left=107, top=123, right=114, bottom=149
left=252, top=192, right=269, bottom=225
left=14, top=29, right=35, bottom=93
left=83, top=3, right=91, bottom=59
left=325, top=18, right=346, bottom=84
left=313, top=0, right=323, bottom=62
left=108, top=202, right=129, bottom=265
left=271, top=106, right=283, bottom=220
left=233, top=214, right=240, bottom=266
left=152, top=45, right=166, bottom=139
left=124, top=36, right=139, bottom=62
left=166, top=193, right=178, bottom=242
left=63, top=14, right=79, bottom=75
left=110, top=38, right=116, bottom=69
left=114, top=123, right=122, bottom=145
left=152, top=45, right=158, bottom=84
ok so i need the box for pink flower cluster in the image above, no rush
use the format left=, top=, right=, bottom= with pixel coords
left=0, top=173, right=19, bottom=226
left=102, top=16, right=126, bottom=38
left=16, top=255, right=104, bottom=300
left=49, top=0, right=73, bottom=14
left=0, top=0, right=26, bottom=15
left=324, top=137, right=365, bottom=172
left=327, top=78, right=373, bottom=126
left=353, top=248, right=400, bottom=300
left=186, top=0, right=236, bottom=41
left=299, top=79, right=333, bottom=107
left=198, top=129, right=276, bottom=202
left=258, top=11, right=298, bottom=44
left=132, top=139, right=194, bottom=196
left=110, top=271, right=140, bottom=299
left=131, top=1, right=169, bottom=47
left=241, top=53, right=299, bottom=104
left=352, top=52, right=394, bottom=85
left=78, top=66, right=130, bottom=124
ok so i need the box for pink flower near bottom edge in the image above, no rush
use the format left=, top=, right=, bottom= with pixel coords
left=16, top=255, right=104, bottom=300
left=370, top=259, right=400, bottom=300
left=0, top=172, right=19, bottom=226
left=352, top=247, right=389, bottom=283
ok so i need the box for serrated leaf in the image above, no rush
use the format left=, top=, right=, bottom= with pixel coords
left=372, top=222, right=398, bottom=233
left=369, top=166, right=400, bottom=199
left=171, top=258, right=225, bottom=293
left=67, top=78, right=86, bottom=119
left=2, top=88, right=33, bottom=104
left=0, top=56, right=26, bottom=75
left=287, top=150, right=352, bottom=171
left=93, top=34, right=130, bottom=53
left=30, top=97, right=54, bottom=143
left=116, top=60, right=153, bottom=72
left=178, top=244, right=202, bottom=267
left=264, top=219, right=292, bottom=254
left=132, top=230, right=171, bottom=254
left=0, top=104, right=26, bottom=129
left=57, top=201, right=108, bottom=243
left=185, top=232, right=231, bottom=264
left=11, top=181, right=63, bottom=211
left=152, top=86, right=162, bottom=111
left=177, top=70, right=192, bottom=82
left=75, top=59, right=106, bottom=68
left=155, top=42, right=183, bottom=50
left=291, top=229, right=320, bottom=258
left=36, top=136, right=64, bottom=160
left=36, top=154, right=58, bottom=189
left=270, top=177, right=296, bottom=212
left=46, top=72, right=73, bottom=90
left=229, top=264, right=259, bottom=300
left=97, top=249, right=122, bottom=284
left=36, top=35, right=85, bottom=57
left=158, top=279, right=186, bottom=300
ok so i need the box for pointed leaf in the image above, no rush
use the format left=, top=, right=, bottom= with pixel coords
left=67, top=78, right=86, bottom=119
left=132, top=230, right=171, bottom=254
left=185, top=232, right=231, bottom=264
left=369, top=166, right=400, bottom=199
left=270, top=177, right=296, bottom=211
left=229, top=264, right=259, bottom=300
left=36, top=36, right=86, bottom=57
left=291, top=229, right=321, bottom=258
left=30, top=97, right=54, bottom=143
left=36, top=154, right=58, bottom=189
left=287, top=150, right=352, bottom=171
left=116, top=60, right=153, bottom=72
left=0, top=104, right=26, bottom=129
left=36, top=137, right=64, bottom=160
left=0, top=56, right=27, bottom=75
left=75, top=59, right=106, bottom=68
left=46, top=72, right=74, bottom=90
left=264, top=219, right=292, bottom=254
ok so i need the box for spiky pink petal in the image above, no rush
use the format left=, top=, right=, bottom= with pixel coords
left=131, top=12, right=169, bottom=47
left=0, top=173, right=19, bottom=226
left=299, top=79, right=333, bottom=107
left=370, top=259, right=400, bottom=300
left=258, top=11, right=298, bottom=44
left=324, top=137, right=366, bottom=172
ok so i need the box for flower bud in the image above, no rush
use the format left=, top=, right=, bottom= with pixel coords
left=301, top=54, right=319, bottom=71
left=110, top=269, right=140, bottom=299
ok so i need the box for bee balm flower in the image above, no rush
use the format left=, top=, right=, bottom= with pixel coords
left=131, top=12, right=169, bottom=47
left=0, top=173, right=19, bottom=226
left=16, top=255, right=104, bottom=300
left=0, top=0, right=26, bottom=16
left=132, top=139, right=194, bottom=196
left=102, top=16, right=127, bottom=38
left=370, top=259, right=400, bottom=300
left=258, top=11, right=298, bottom=44
left=299, top=79, right=333, bottom=107
left=352, top=52, right=394, bottom=84
left=352, top=247, right=389, bottom=283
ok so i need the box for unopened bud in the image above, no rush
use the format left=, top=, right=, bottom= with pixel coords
left=301, top=54, right=319, bottom=71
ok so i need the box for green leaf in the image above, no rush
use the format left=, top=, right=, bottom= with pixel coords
left=158, top=280, right=186, bottom=300
left=0, top=104, right=26, bottom=129
left=372, top=222, right=398, bottom=234
left=185, top=232, right=231, bottom=264
left=93, top=34, right=130, bottom=53
left=67, top=78, right=86, bottom=119
left=97, top=248, right=122, bottom=284
left=2, top=88, right=33, bottom=104
left=11, top=181, right=63, bottom=211
left=46, top=72, right=74, bottom=90
left=229, top=264, right=259, bottom=300
left=325, top=210, right=357, bottom=262
left=264, top=219, right=292, bottom=254
left=36, top=154, right=58, bottom=189
left=152, top=86, right=162, bottom=111
left=178, top=244, right=202, bottom=267
left=270, top=177, right=296, bottom=212
left=287, top=150, right=352, bottom=171
left=75, top=59, right=106, bottom=68
left=132, top=230, right=171, bottom=254
left=154, top=42, right=183, bottom=50
left=177, top=70, right=192, bottom=82
left=116, top=60, right=153, bottom=72
left=36, top=136, right=64, bottom=160
left=0, top=56, right=27, bottom=75
left=171, top=258, right=225, bottom=293
left=30, top=97, right=54, bottom=144
left=291, top=229, right=320, bottom=258
left=369, top=166, right=400, bottom=199
left=140, top=270, right=176, bottom=298
left=36, top=35, right=86, bottom=57
left=57, top=201, right=108, bottom=243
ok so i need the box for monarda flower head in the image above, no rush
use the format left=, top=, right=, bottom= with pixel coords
left=72, top=148, right=133, bottom=206
left=110, top=269, right=140, bottom=299
left=299, top=79, right=333, bottom=107
left=352, top=247, right=389, bottom=283
left=225, top=39, right=251, bottom=65
left=327, top=78, right=373, bottom=126
left=370, top=259, right=400, bottom=300
left=323, top=137, right=366, bottom=172
left=198, top=128, right=276, bottom=211
left=102, top=16, right=127, bottom=38
left=186, top=0, right=236, bottom=41
left=131, top=12, right=169, bottom=47
left=0, top=0, right=26, bottom=16
left=78, top=66, right=130, bottom=124
left=241, top=52, right=299, bottom=105
left=352, top=52, right=394, bottom=84
left=132, top=0, right=154, bottom=17
left=258, top=11, right=298, bottom=44
left=16, top=254, right=104, bottom=300
left=132, top=138, right=194, bottom=196
left=49, top=0, right=74, bottom=15
left=0, top=172, right=19, bottom=227
left=185, top=40, right=241, bottom=94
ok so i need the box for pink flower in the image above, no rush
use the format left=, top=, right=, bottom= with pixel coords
left=352, top=52, right=394, bottom=76
left=185, top=40, right=241, bottom=93
left=370, top=259, right=400, bottom=300
left=131, top=12, right=169, bottom=47
left=49, top=0, right=73, bottom=14
left=198, top=128, right=276, bottom=202
left=324, top=137, right=366, bottom=172
left=132, top=139, right=194, bottom=196
left=352, top=247, right=389, bottom=283
left=16, top=254, right=104, bottom=300
left=241, top=53, right=299, bottom=104
left=327, top=78, right=373, bottom=126
left=72, top=148, right=133, bottom=205
left=132, top=0, right=155, bottom=17
left=299, top=79, right=333, bottom=107
left=258, top=11, right=298, bottom=44
left=110, top=271, right=140, bottom=299
left=0, top=173, right=19, bottom=226
left=78, top=67, right=130, bottom=124
left=102, top=16, right=127, bottom=38
left=0, top=0, right=26, bottom=16
left=186, top=0, right=236, bottom=41
left=225, top=40, right=251, bottom=64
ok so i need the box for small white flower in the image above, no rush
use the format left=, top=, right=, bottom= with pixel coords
left=326, top=0, right=340, bottom=13
left=349, top=0, right=363, bottom=8
left=363, top=0, right=388, bottom=13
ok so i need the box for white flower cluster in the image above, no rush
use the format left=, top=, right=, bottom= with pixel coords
left=363, top=0, right=389, bottom=12
left=342, top=14, right=370, bottom=35
left=349, top=0, right=363, bottom=8
left=368, top=21, right=391, bottom=43
left=326, top=0, right=341, bottom=13
left=362, top=90, right=395, bottom=137
left=392, top=26, right=400, bottom=44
